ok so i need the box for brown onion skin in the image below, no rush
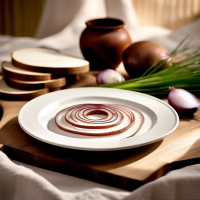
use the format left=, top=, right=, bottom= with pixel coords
left=122, top=41, right=171, bottom=78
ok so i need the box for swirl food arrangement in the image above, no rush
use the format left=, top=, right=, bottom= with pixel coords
left=55, top=103, right=144, bottom=137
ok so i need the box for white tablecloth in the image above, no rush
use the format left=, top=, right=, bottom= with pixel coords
left=1, top=152, right=200, bottom=200
left=0, top=0, right=200, bottom=199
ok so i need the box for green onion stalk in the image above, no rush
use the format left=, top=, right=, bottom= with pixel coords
left=97, top=36, right=200, bottom=97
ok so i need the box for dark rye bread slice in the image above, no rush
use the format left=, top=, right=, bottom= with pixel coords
left=2, top=62, right=53, bottom=81
left=11, top=48, right=89, bottom=75
left=0, top=76, right=49, bottom=100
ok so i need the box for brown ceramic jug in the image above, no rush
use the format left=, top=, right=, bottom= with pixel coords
left=80, top=18, right=131, bottom=70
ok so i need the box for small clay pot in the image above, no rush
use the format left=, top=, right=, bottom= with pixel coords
left=80, top=18, right=131, bottom=70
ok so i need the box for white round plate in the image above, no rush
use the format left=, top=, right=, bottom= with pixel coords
left=18, top=87, right=179, bottom=151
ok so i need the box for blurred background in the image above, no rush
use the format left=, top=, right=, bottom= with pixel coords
left=0, top=0, right=200, bottom=38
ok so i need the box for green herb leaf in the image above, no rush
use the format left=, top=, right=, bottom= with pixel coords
left=97, top=36, right=200, bottom=97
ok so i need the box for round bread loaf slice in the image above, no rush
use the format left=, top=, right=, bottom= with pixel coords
left=2, top=62, right=52, bottom=81
left=0, top=76, right=49, bottom=100
left=4, top=76, right=66, bottom=91
left=11, top=48, right=89, bottom=75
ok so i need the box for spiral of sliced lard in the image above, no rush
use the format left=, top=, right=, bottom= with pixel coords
left=55, top=104, right=144, bottom=137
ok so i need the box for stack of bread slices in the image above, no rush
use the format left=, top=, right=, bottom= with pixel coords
left=1, top=48, right=89, bottom=100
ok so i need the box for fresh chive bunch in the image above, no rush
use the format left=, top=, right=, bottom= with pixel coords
left=97, top=36, right=200, bottom=97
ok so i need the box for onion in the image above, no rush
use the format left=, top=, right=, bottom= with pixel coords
left=96, top=69, right=125, bottom=85
left=55, top=103, right=144, bottom=137
left=122, top=41, right=171, bottom=78
left=168, top=87, right=200, bottom=115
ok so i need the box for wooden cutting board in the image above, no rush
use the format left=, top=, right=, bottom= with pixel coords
left=1, top=71, right=200, bottom=191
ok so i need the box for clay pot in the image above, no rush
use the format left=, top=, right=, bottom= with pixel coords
left=80, top=18, right=131, bottom=70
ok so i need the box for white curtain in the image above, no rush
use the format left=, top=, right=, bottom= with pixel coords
left=0, top=0, right=172, bottom=73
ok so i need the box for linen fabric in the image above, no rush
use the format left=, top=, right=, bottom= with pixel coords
left=1, top=151, right=200, bottom=200
left=0, top=0, right=170, bottom=73
left=0, top=0, right=200, bottom=199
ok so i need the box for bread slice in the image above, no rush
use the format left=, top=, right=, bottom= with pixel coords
left=11, top=48, right=89, bottom=75
left=0, top=76, right=49, bottom=100
left=4, top=75, right=66, bottom=90
left=2, top=62, right=53, bottom=81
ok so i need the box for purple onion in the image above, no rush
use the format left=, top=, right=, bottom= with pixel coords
left=168, top=87, right=200, bottom=115
left=96, top=69, right=125, bottom=85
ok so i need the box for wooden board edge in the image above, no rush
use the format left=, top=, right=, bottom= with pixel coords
left=1, top=145, right=143, bottom=191
left=171, top=157, right=200, bottom=171
left=144, top=156, right=200, bottom=184
left=2, top=145, right=200, bottom=191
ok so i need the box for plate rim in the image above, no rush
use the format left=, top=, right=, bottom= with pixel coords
left=18, top=87, right=179, bottom=151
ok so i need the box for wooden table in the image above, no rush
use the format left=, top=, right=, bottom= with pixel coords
left=1, top=71, right=200, bottom=191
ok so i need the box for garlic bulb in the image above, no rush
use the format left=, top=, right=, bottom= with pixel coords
left=97, top=69, right=125, bottom=85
